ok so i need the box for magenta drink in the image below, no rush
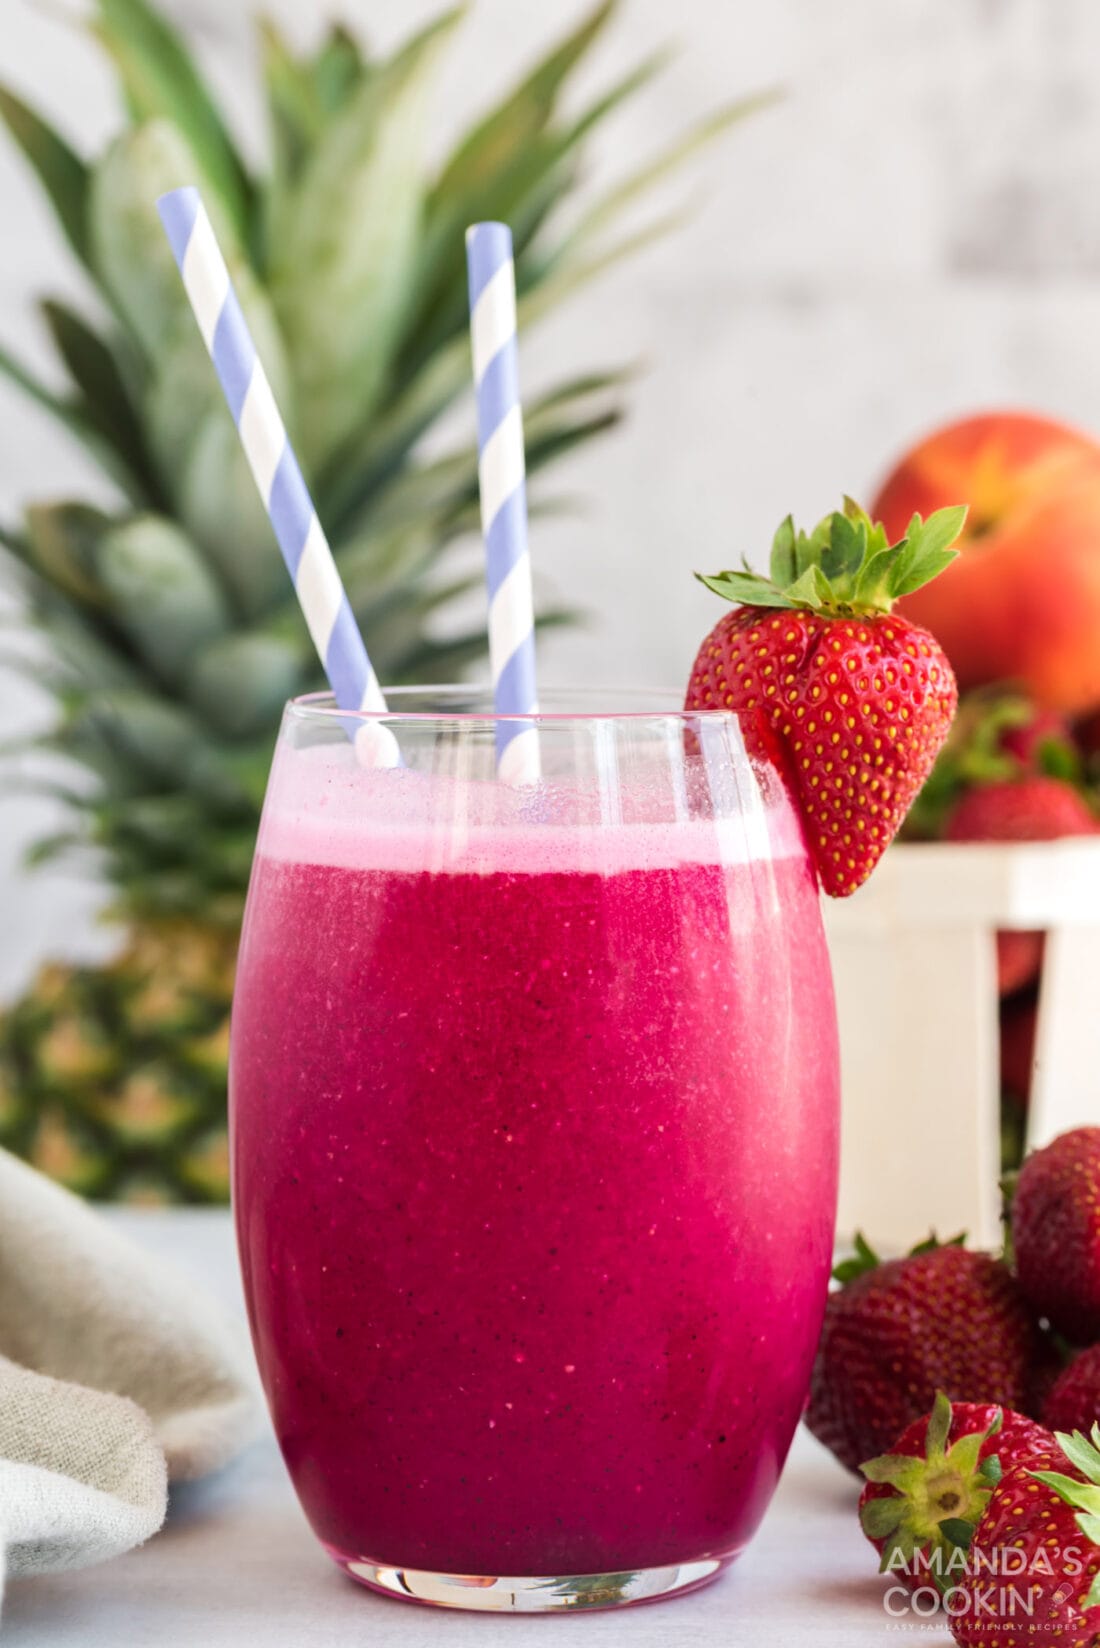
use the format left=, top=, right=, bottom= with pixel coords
left=231, top=690, right=840, bottom=1610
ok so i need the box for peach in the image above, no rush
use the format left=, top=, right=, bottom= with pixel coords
left=871, top=411, right=1100, bottom=713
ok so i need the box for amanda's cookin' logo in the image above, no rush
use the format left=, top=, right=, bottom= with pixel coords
left=881, top=1543, right=1085, bottom=1626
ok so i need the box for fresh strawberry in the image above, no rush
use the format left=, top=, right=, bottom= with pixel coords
left=993, top=932, right=1046, bottom=997
left=999, top=990, right=1035, bottom=1175
left=950, top=1427, right=1100, bottom=1646
left=999, top=705, right=1075, bottom=770
left=805, top=1235, right=1046, bottom=1473
left=1014, top=1128, right=1100, bottom=1342
left=944, top=777, right=1097, bottom=993
left=685, top=499, right=963, bottom=895
left=1043, top=1347, right=1100, bottom=1435
left=1075, top=708, right=1100, bottom=761
left=858, top=1392, right=1051, bottom=1592
left=1000, top=991, right=1038, bottom=1102
left=902, top=687, right=1083, bottom=842
left=944, top=774, right=1098, bottom=843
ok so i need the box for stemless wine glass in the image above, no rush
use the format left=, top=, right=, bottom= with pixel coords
left=230, top=687, right=840, bottom=1612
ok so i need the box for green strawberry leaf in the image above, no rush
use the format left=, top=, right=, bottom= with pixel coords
left=859, top=1453, right=925, bottom=1491
left=859, top=1497, right=904, bottom=1538
left=1029, top=1467, right=1100, bottom=1515
left=1053, top=1428, right=1100, bottom=1488
left=769, top=515, right=797, bottom=586
left=937, top=1517, right=974, bottom=1549
left=890, top=546, right=960, bottom=599
left=908, top=504, right=969, bottom=562
left=943, top=1432, right=985, bottom=1478
left=786, top=564, right=830, bottom=609
left=792, top=523, right=816, bottom=578
left=852, top=542, right=905, bottom=606
left=908, top=1231, right=968, bottom=1255
left=833, top=1231, right=880, bottom=1284
left=925, top=1390, right=953, bottom=1458
left=1038, top=736, right=1082, bottom=783
left=695, top=571, right=795, bottom=609
left=878, top=1529, right=919, bottom=1574
left=821, top=509, right=864, bottom=584
left=698, top=499, right=966, bottom=620
left=887, top=505, right=967, bottom=599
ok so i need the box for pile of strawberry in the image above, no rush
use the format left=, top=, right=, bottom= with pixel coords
left=902, top=688, right=1100, bottom=1167
left=807, top=1125, right=1100, bottom=1643
left=684, top=500, right=1100, bottom=1637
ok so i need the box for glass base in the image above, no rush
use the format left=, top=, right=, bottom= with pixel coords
left=337, top=1554, right=730, bottom=1611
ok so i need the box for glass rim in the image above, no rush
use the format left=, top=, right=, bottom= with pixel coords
left=285, top=685, right=745, bottom=728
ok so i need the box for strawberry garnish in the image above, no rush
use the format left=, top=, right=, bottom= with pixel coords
left=685, top=499, right=965, bottom=894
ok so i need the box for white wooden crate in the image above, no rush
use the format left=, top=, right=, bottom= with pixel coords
left=823, top=840, right=1100, bottom=1249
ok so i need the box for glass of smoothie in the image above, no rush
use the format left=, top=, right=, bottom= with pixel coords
left=230, top=686, right=840, bottom=1612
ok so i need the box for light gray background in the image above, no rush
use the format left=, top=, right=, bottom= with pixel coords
left=3, top=0, right=1100, bottom=992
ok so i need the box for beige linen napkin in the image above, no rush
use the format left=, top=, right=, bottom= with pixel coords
left=0, top=1148, right=258, bottom=1607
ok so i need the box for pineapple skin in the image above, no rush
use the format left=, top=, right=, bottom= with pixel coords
left=0, top=924, right=235, bottom=1203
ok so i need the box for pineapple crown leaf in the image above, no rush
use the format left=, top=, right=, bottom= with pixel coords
left=89, top=0, right=254, bottom=239
left=697, top=500, right=967, bottom=618
left=0, top=2, right=752, bottom=534
left=0, top=0, right=768, bottom=927
left=0, top=84, right=91, bottom=268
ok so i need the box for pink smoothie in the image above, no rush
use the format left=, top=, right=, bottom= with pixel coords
left=231, top=759, right=839, bottom=1580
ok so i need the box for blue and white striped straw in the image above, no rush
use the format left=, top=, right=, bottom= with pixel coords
left=466, top=222, right=540, bottom=785
left=156, top=186, right=398, bottom=769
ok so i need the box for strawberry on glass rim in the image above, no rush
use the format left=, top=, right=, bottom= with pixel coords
left=685, top=499, right=967, bottom=894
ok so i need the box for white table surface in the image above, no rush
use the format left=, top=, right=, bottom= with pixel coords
left=2, top=1211, right=938, bottom=1646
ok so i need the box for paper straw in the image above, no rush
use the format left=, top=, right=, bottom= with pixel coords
left=466, top=222, right=540, bottom=785
left=156, top=186, right=398, bottom=770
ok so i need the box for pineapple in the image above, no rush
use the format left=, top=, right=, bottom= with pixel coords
left=0, top=0, right=765, bottom=1201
